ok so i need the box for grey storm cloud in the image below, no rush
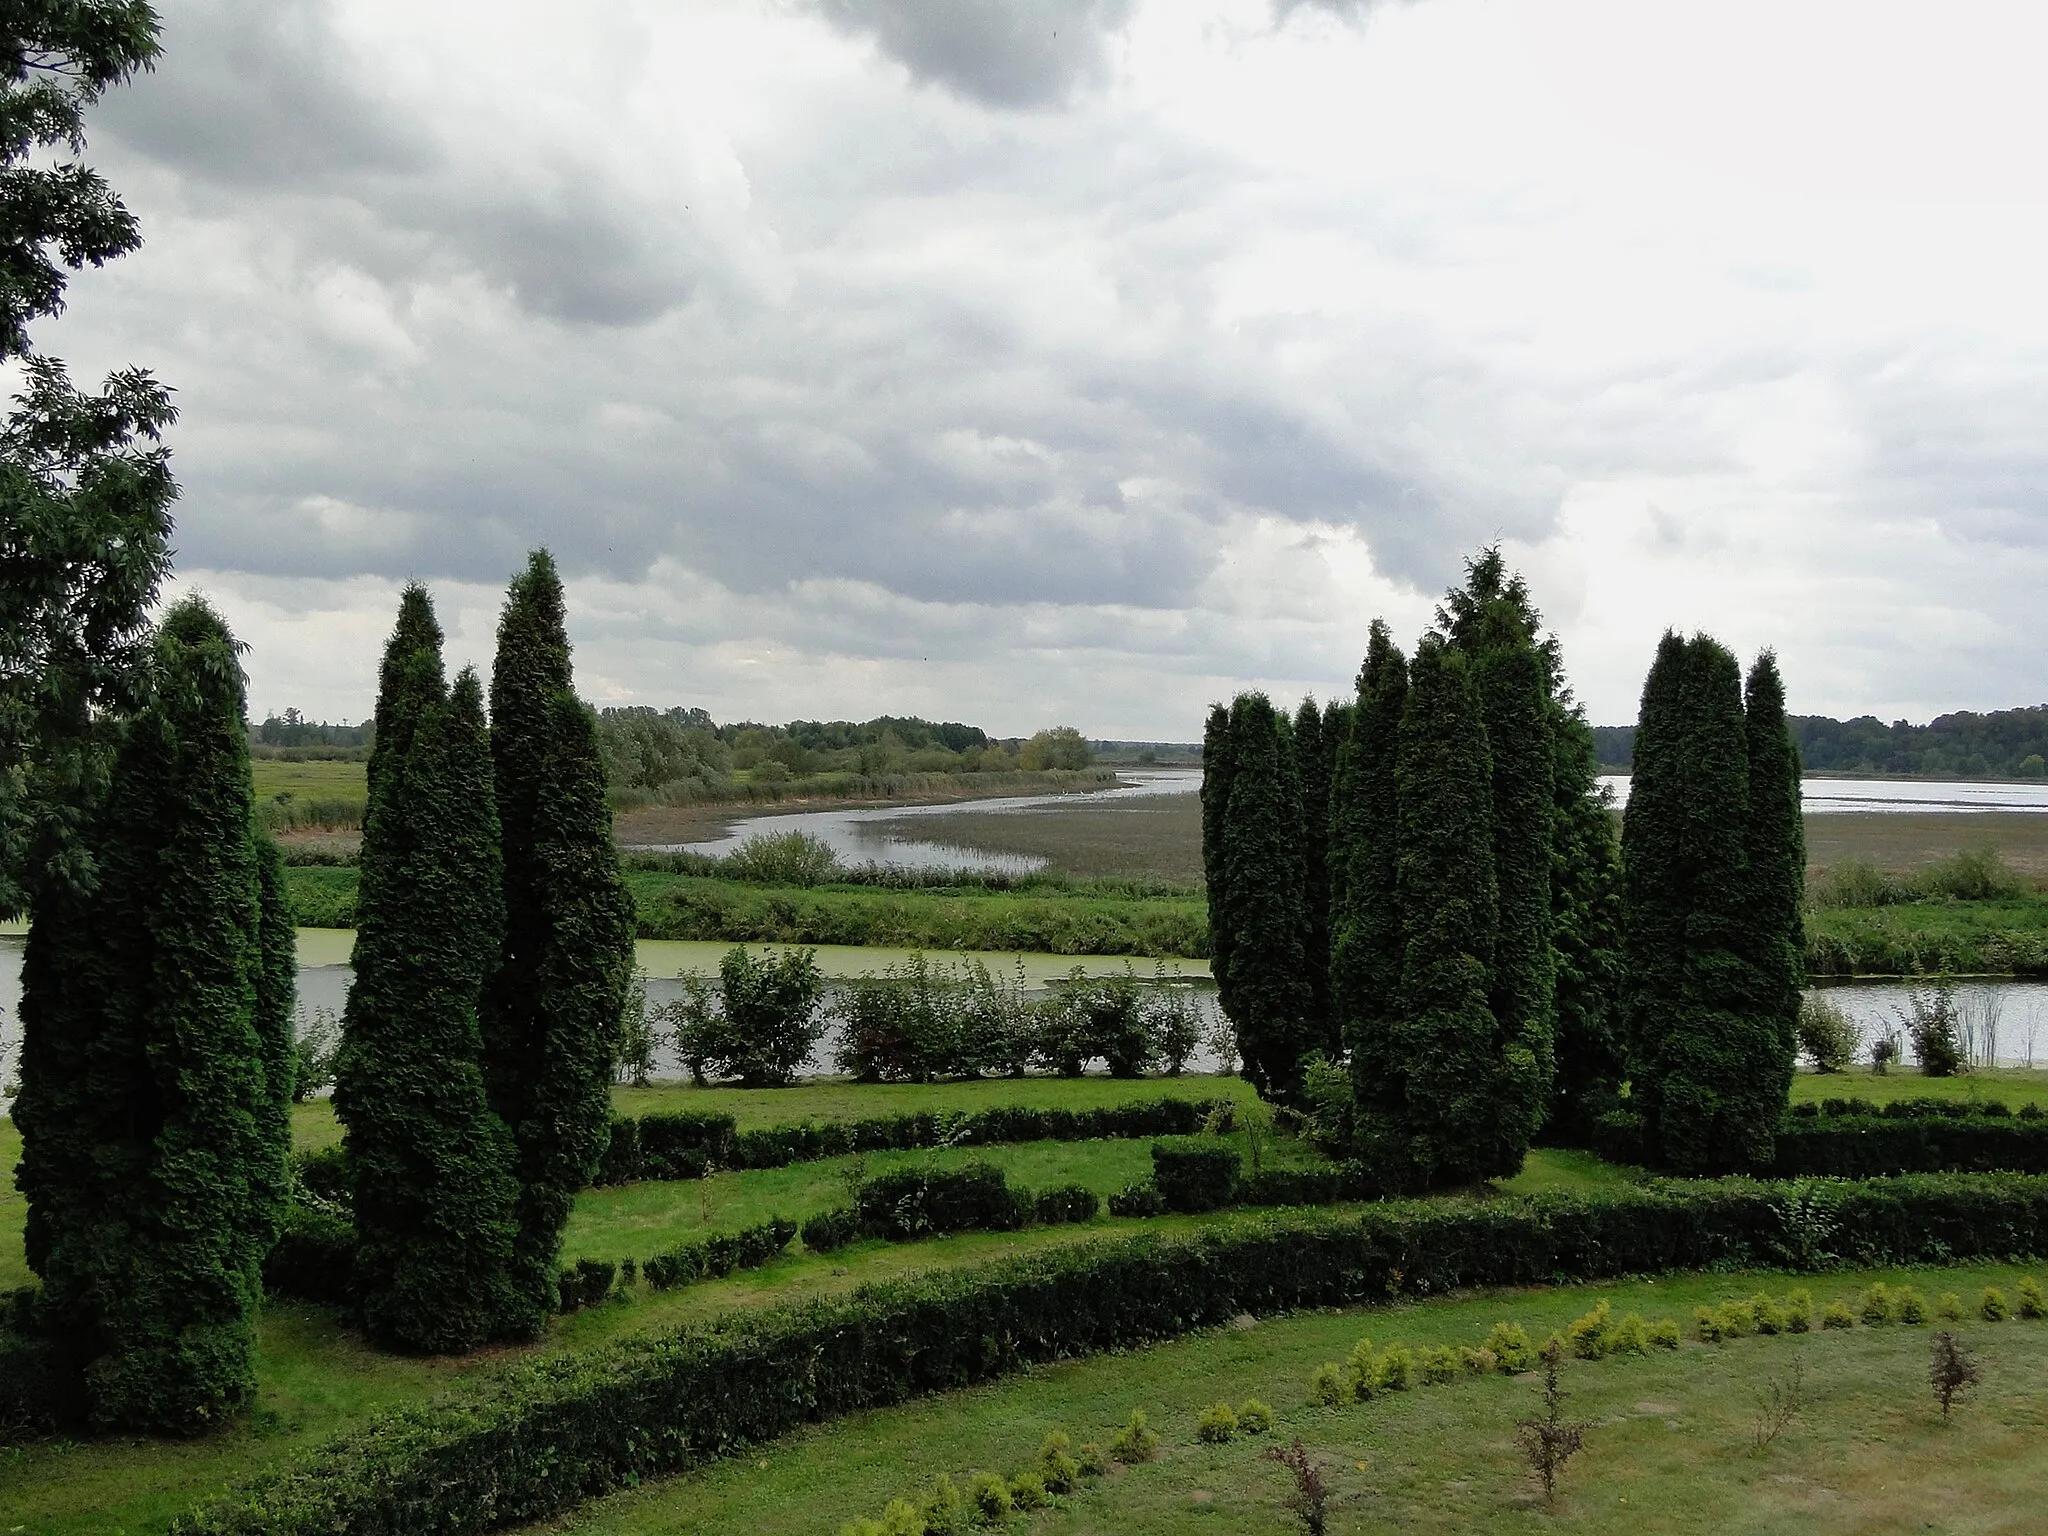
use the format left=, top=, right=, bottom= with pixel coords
left=813, top=0, right=1137, bottom=108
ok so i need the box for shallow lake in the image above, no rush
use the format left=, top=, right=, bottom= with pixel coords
left=1599, top=774, right=2048, bottom=814
left=1814, top=977, right=2048, bottom=1072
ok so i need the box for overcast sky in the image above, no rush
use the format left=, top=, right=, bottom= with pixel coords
left=41, top=0, right=2048, bottom=735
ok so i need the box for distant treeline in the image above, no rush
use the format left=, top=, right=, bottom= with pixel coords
left=248, top=709, right=373, bottom=759
left=596, top=707, right=1093, bottom=800
left=1593, top=705, right=2048, bottom=778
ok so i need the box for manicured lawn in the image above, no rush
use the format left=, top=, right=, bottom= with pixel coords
left=529, top=1259, right=2048, bottom=1535
left=1788, top=1065, right=2048, bottom=1111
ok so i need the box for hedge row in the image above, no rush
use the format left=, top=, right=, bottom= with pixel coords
left=645, top=1219, right=799, bottom=1290
left=806, top=1166, right=1102, bottom=1250
left=174, top=1173, right=2048, bottom=1536
left=592, top=1097, right=1229, bottom=1184
left=1767, top=1118, right=2048, bottom=1179
left=1790, top=1096, right=2041, bottom=1122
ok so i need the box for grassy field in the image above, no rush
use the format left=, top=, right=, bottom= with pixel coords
left=529, top=1258, right=2048, bottom=1535
left=249, top=757, right=368, bottom=804
left=869, top=794, right=1204, bottom=884
left=1805, top=811, right=2048, bottom=881
left=1787, top=1065, right=2048, bottom=1110
left=1807, top=892, right=2048, bottom=976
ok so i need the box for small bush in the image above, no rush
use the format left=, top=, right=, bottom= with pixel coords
left=1567, top=1300, right=1614, bottom=1359
left=1345, top=1337, right=1379, bottom=1399
left=1108, top=1409, right=1158, bottom=1464
left=1714, top=1300, right=1756, bottom=1339
left=666, top=947, right=828, bottom=1087
left=1823, top=1300, right=1856, bottom=1330
left=1238, top=1397, right=1273, bottom=1433
left=1107, top=1183, right=1166, bottom=1218
left=1647, top=1318, right=1681, bottom=1350
left=922, top=1473, right=968, bottom=1536
left=1609, top=1313, right=1651, bottom=1357
left=1037, top=1432, right=1078, bottom=1494
left=876, top=1499, right=924, bottom=1536
left=1150, top=1138, right=1240, bottom=1213
left=1796, top=994, right=1861, bottom=1073
left=1376, top=1344, right=1414, bottom=1392
left=556, top=1259, right=616, bottom=1314
left=965, top=1471, right=1011, bottom=1525
left=1416, top=1344, right=1461, bottom=1385
left=1900, top=981, right=1964, bottom=1079
left=855, top=1163, right=1026, bottom=1241
left=1485, top=1320, right=1534, bottom=1373
left=1076, top=1442, right=1110, bottom=1477
left=1196, top=1401, right=1238, bottom=1443
left=1751, top=1293, right=1785, bottom=1336
left=1784, top=1288, right=1814, bottom=1334
left=801, top=1207, right=861, bottom=1253
left=643, top=1218, right=796, bottom=1290
left=1309, top=1361, right=1347, bottom=1406
left=1937, top=1291, right=1964, bottom=1322
left=1007, top=1472, right=1049, bottom=1511
left=1896, top=1287, right=1928, bottom=1325
left=2018, top=1275, right=2046, bottom=1319
left=1981, top=1286, right=2010, bottom=1321
left=1461, top=1345, right=1500, bottom=1374
left=1264, top=1436, right=1332, bottom=1536
left=1694, top=1306, right=1723, bottom=1343
left=1033, top=1185, right=1100, bottom=1225
left=1859, top=1283, right=1894, bottom=1325
left=1930, top=1330, right=1982, bottom=1419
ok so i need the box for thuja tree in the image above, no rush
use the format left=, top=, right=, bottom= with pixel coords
left=1621, top=632, right=1778, bottom=1173
left=1743, top=652, right=1803, bottom=1109
left=1292, top=697, right=1336, bottom=1051
left=1328, top=621, right=1406, bottom=1102
left=1211, top=692, right=1315, bottom=1100
left=336, top=597, right=521, bottom=1352
left=481, top=551, right=635, bottom=1334
left=252, top=832, right=296, bottom=1225
left=1545, top=709, right=1627, bottom=1141
left=1356, top=635, right=1502, bottom=1190
left=1200, top=701, right=1238, bottom=1018
left=14, top=599, right=280, bottom=1429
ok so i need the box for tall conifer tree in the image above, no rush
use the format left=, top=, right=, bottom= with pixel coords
left=1292, top=696, right=1336, bottom=1051
left=1546, top=709, right=1627, bottom=1141
left=1743, top=651, right=1803, bottom=1106
left=15, top=599, right=276, bottom=1428
left=1212, top=693, right=1315, bottom=1099
left=481, top=551, right=635, bottom=1332
left=1328, top=622, right=1407, bottom=1103
left=337, top=601, right=521, bottom=1352
left=1621, top=632, right=1777, bottom=1172
left=1358, top=635, right=1501, bottom=1189
left=1200, top=701, right=1238, bottom=1013
left=252, top=832, right=296, bottom=1243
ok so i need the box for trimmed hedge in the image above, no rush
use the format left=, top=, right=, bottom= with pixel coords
left=557, top=1260, right=617, bottom=1314
left=1238, top=1165, right=1375, bottom=1207
left=1790, top=1097, right=2033, bottom=1122
left=1151, top=1139, right=1241, bottom=1212
left=1033, top=1185, right=1102, bottom=1225
left=801, top=1207, right=862, bottom=1254
left=174, top=1173, right=2048, bottom=1536
left=264, top=1206, right=358, bottom=1307
left=644, top=1220, right=798, bottom=1290
left=592, top=1097, right=1228, bottom=1185
left=855, top=1164, right=1028, bottom=1240
left=1768, top=1118, right=2048, bottom=1178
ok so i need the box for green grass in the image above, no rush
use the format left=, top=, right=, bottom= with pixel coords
left=249, top=758, right=367, bottom=804
left=1808, top=892, right=2048, bottom=976
left=1493, top=1148, right=1646, bottom=1197
left=0, top=1115, right=23, bottom=1291
left=1788, top=1065, right=2048, bottom=1111
left=529, top=1259, right=2048, bottom=1535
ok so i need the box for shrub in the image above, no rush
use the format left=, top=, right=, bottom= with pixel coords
left=1714, top=1300, right=1756, bottom=1339
left=1485, top=1321, right=1534, bottom=1373
left=1981, top=1285, right=2010, bottom=1321
left=1784, top=1288, right=1814, bottom=1333
left=835, top=955, right=974, bottom=1083
left=1900, top=981, right=1964, bottom=1079
left=1037, top=1432, right=1078, bottom=1493
left=1308, top=1361, right=1347, bottom=1406
left=1936, top=1291, right=1963, bottom=1322
left=801, top=1207, right=861, bottom=1254
left=1107, top=1183, right=1167, bottom=1218
left=1751, top=1293, right=1785, bottom=1336
left=1567, top=1301, right=1613, bottom=1359
left=1376, top=1344, right=1414, bottom=1392
left=1929, top=1331, right=1981, bottom=1419
left=665, top=947, right=828, bottom=1087
left=922, top=1473, right=968, bottom=1536
left=1264, top=1435, right=1332, bottom=1536
left=1795, top=994, right=1861, bottom=1073
left=1823, top=1300, right=1857, bottom=1330
left=1344, top=1337, right=1379, bottom=1399
left=1647, top=1318, right=1681, bottom=1350
left=1238, top=1397, right=1273, bottom=1434
left=1033, top=1185, right=1101, bottom=1226
left=1075, top=1442, right=1109, bottom=1477
left=1238, top=1166, right=1371, bottom=1207
left=1150, top=1138, right=1240, bottom=1213
left=1608, top=1313, right=1651, bottom=1356
left=1108, top=1409, right=1159, bottom=1464
left=1767, top=1115, right=2048, bottom=1179
left=1461, top=1345, right=1499, bottom=1374
left=965, top=1471, right=1011, bottom=1525
left=855, top=1163, right=1027, bottom=1241
left=1416, top=1344, right=1461, bottom=1384
left=643, top=1219, right=796, bottom=1290
left=2018, top=1275, right=2046, bottom=1319
left=1196, top=1401, right=1239, bottom=1443
left=1896, top=1287, right=1928, bottom=1325
left=1859, top=1283, right=1894, bottom=1325
left=556, top=1259, right=616, bottom=1314
left=1007, top=1471, right=1049, bottom=1511
left=263, top=1205, right=357, bottom=1306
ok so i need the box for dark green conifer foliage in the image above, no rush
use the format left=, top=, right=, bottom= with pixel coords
left=1621, top=633, right=1777, bottom=1173
left=1360, top=638, right=1500, bottom=1188
left=1328, top=622, right=1407, bottom=1100
left=1212, top=693, right=1315, bottom=1100
left=1743, top=651, right=1804, bottom=1106
left=1545, top=710, right=1628, bottom=1141
left=13, top=599, right=275, bottom=1428
left=252, top=831, right=296, bottom=1239
left=482, top=551, right=636, bottom=1334
left=337, top=603, right=521, bottom=1353
left=1292, top=696, right=1336, bottom=1051
left=1200, top=702, right=1237, bottom=1011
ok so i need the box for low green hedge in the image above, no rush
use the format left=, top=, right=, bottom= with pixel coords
left=175, top=1173, right=2048, bottom=1536
left=1790, top=1097, right=2039, bottom=1122
left=593, top=1097, right=1229, bottom=1185
left=1150, top=1138, right=1240, bottom=1212
left=1768, top=1118, right=2048, bottom=1178
left=644, top=1219, right=798, bottom=1290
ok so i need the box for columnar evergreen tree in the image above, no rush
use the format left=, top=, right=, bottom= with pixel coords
left=481, top=551, right=636, bottom=1333
left=1211, top=692, right=1316, bottom=1100
left=1743, top=651, right=1804, bottom=1106
left=1545, top=710, right=1628, bottom=1141
left=1359, top=635, right=1501, bottom=1189
left=1292, top=696, right=1336, bottom=1051
left=1200, top=702, right=1238, bottom=1012
left=1621, top=632, right=1778, bottom=1173
left=15, top=599, right=277, bottom=1429
left=1328, top=621, right=1407, bottom=1097
left=252, top=832, right=296, bottom=1241
left=336, top=598, right=522, bottom=1353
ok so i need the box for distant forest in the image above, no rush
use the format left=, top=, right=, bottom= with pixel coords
left=1592, top=705, right=2048, bottom=778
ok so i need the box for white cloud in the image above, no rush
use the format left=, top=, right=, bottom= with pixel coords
left=39, top=0, right=2048, bottom=734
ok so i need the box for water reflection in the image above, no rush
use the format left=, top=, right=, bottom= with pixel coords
left=1602, top=775, right=2048, bottom=814
left=1810, top=979, right=2048, bottom=1072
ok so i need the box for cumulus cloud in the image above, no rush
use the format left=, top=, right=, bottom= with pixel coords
left=39, top=0, right=2048, bottom=734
